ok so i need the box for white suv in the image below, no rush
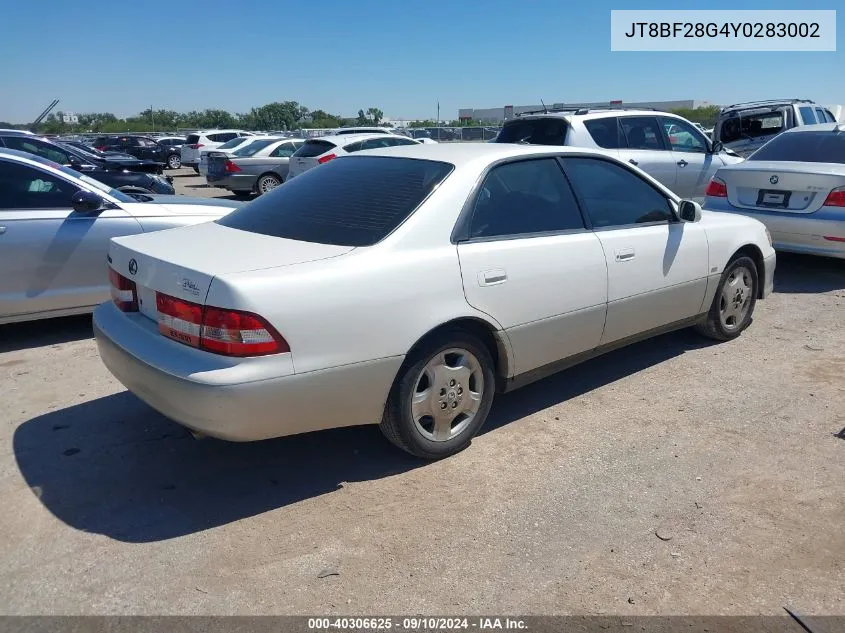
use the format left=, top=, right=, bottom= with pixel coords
left=495, top=108, right=744, bottom=200
left=180, top=129, right=255, bottom=172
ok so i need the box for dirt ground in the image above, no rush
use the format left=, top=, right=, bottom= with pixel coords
left=0, top=171, right=843, bottom=614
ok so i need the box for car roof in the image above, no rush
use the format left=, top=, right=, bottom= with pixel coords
left=195, top=129, right=250, bottom=135
left=720, top=99, right=815, bottom=112
left=305, top=132, right=402, bottom=143
left=511, top=109, right=674, bottom=122
left=348, top=142, right=614, bottom=165
left=783, top=122, right=845, bottom=134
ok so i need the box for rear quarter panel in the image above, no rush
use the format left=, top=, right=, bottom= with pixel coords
left=206, top=244, right=506, bottom=375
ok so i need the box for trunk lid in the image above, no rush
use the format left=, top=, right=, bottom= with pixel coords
left=108, top=222, right=354, bottom=321
left=719, top=161, right=845, bottom=213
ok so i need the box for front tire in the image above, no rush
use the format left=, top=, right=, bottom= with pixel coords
left=380, top=330, right=495, bottom=459
left=167, top=154, right=182, bottom=169
left=695, top=255, right=758, bottom=341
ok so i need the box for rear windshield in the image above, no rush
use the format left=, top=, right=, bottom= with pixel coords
left=217, top=137, right=249, bottom=150
left=185, top=134, right=200, bottom=145
left=748, top=131, right=845, bottom=163
left=494, top=118, right=568, bottom=145
left=292, top=140, right=337, bottom=158
left=719, top=110, right=785, bottom=143
left=233, top=138, right=276, bottom=157
left=217, top=156, right=453, bottom=247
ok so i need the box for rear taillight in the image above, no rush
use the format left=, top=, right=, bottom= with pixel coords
left=822, top=187, right=845, bottom=207
left=188, top=143, right=204, bottom=149
left=109, top=268, right=138, bottom=312
left=224, top=160, right=241, bottom=173
left=94, top=146, right=107, bottom=151
left=155, top=292, right=289, bottom=357
left=317, top=153, right=337, bottom=164
left=705, top=177, right=728, bottom=197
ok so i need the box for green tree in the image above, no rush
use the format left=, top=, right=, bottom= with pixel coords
left=669, top=106, right=720, bottom=127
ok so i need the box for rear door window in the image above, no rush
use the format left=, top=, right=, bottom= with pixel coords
left=293, top=140, right=337, bottom=157
left=619, top=116, right=666, bottom=150
left=470, top=158, right=585, bottom=239
left=494, top=118, right=568, bottom=145
left=233, top=139, right=276, bottom=157
left=217, top=156, right=453, bottom=246
left=814, top=108, right=827, bottom=123
left=584, top=117, right=622, bottom=149
left=268, top=142, right=297, bottom=158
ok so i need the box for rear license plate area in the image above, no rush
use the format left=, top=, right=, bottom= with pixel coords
left=757, top=189, right=790, bottom=208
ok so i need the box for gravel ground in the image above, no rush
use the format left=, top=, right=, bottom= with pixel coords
left=0, top=176, right=843, bottom=615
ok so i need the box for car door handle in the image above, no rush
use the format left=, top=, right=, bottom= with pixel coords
left=628, top=159, right=639, bottom=166
left=479, top=269, right=507, bottom=286
left=615, top=248, right=635, bottom=262
left=677, top=159, right=688, bottom=167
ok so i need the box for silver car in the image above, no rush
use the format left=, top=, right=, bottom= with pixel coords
left=0, top=148, right=242, bottom=325
left=206, top=138, right=305, bottom=196
left=703, top=123, right=845, bottom=259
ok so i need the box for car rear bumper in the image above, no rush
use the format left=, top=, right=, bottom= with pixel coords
left=93, top=302, right=403, bottom=442
left=206, top=173, right=257, bottom=190
left=705, top=199, right=845, bottom=260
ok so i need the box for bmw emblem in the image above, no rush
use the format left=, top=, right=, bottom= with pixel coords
left=770, top=175, right=779, bottom=185
left=128, top=259, right=138, bottom=276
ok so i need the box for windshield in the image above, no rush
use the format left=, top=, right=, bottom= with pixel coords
left=233, top=138, right=277, bottom=157
left=495, top=118, right=569, bottom=145
left=217, top=156, right=453, bottom=246
left=719, top=109, right=786, bottom=143
left=749, top=131, right=845, bottom=163
left=217, top=137, right=251, bottom=150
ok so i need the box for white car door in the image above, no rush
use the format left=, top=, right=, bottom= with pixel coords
left=660, top=116, right=719, bottom=200
left=0, top=159, right=142, bottom=320
left=617, top=115, right=679, bottom=193
left=456, top=157, right=608, bottom=376
left=560, top=155, right=709, bottom=345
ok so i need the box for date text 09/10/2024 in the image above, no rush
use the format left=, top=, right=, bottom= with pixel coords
left=307, top=617, right=527, bottom=630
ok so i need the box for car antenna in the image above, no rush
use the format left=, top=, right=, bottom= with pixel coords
left=540, top=99, right=548, bottom=114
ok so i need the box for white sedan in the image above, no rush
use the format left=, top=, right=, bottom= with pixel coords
left=93, top=144, right=776, bottom=459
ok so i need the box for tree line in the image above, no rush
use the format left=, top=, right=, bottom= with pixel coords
left=0, top=103, right=723, bottom=134
left=0, top=102, right=390, bottom=134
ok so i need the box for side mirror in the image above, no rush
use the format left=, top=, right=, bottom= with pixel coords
left=678, top=199, right=702, bottom=223
left=711, top=141, right=723, bottom=153
left=71, top=190, right=104, bottom=214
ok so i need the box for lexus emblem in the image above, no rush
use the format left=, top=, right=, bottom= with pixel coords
left=770, top=175, right=779, bottom=185
left=128, top=259, right=138, bottom=276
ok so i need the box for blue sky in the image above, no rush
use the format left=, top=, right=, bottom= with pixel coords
left=1, top=0, right=842, bottom=122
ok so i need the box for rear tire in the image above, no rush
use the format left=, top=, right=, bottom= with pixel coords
left=192, top=166, right=199, bottom=174
left=695, top=255, right=758, bottom=341
left=256, top=173, right=282, bottom=195
left=380, top=330, right=496, bottom=459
